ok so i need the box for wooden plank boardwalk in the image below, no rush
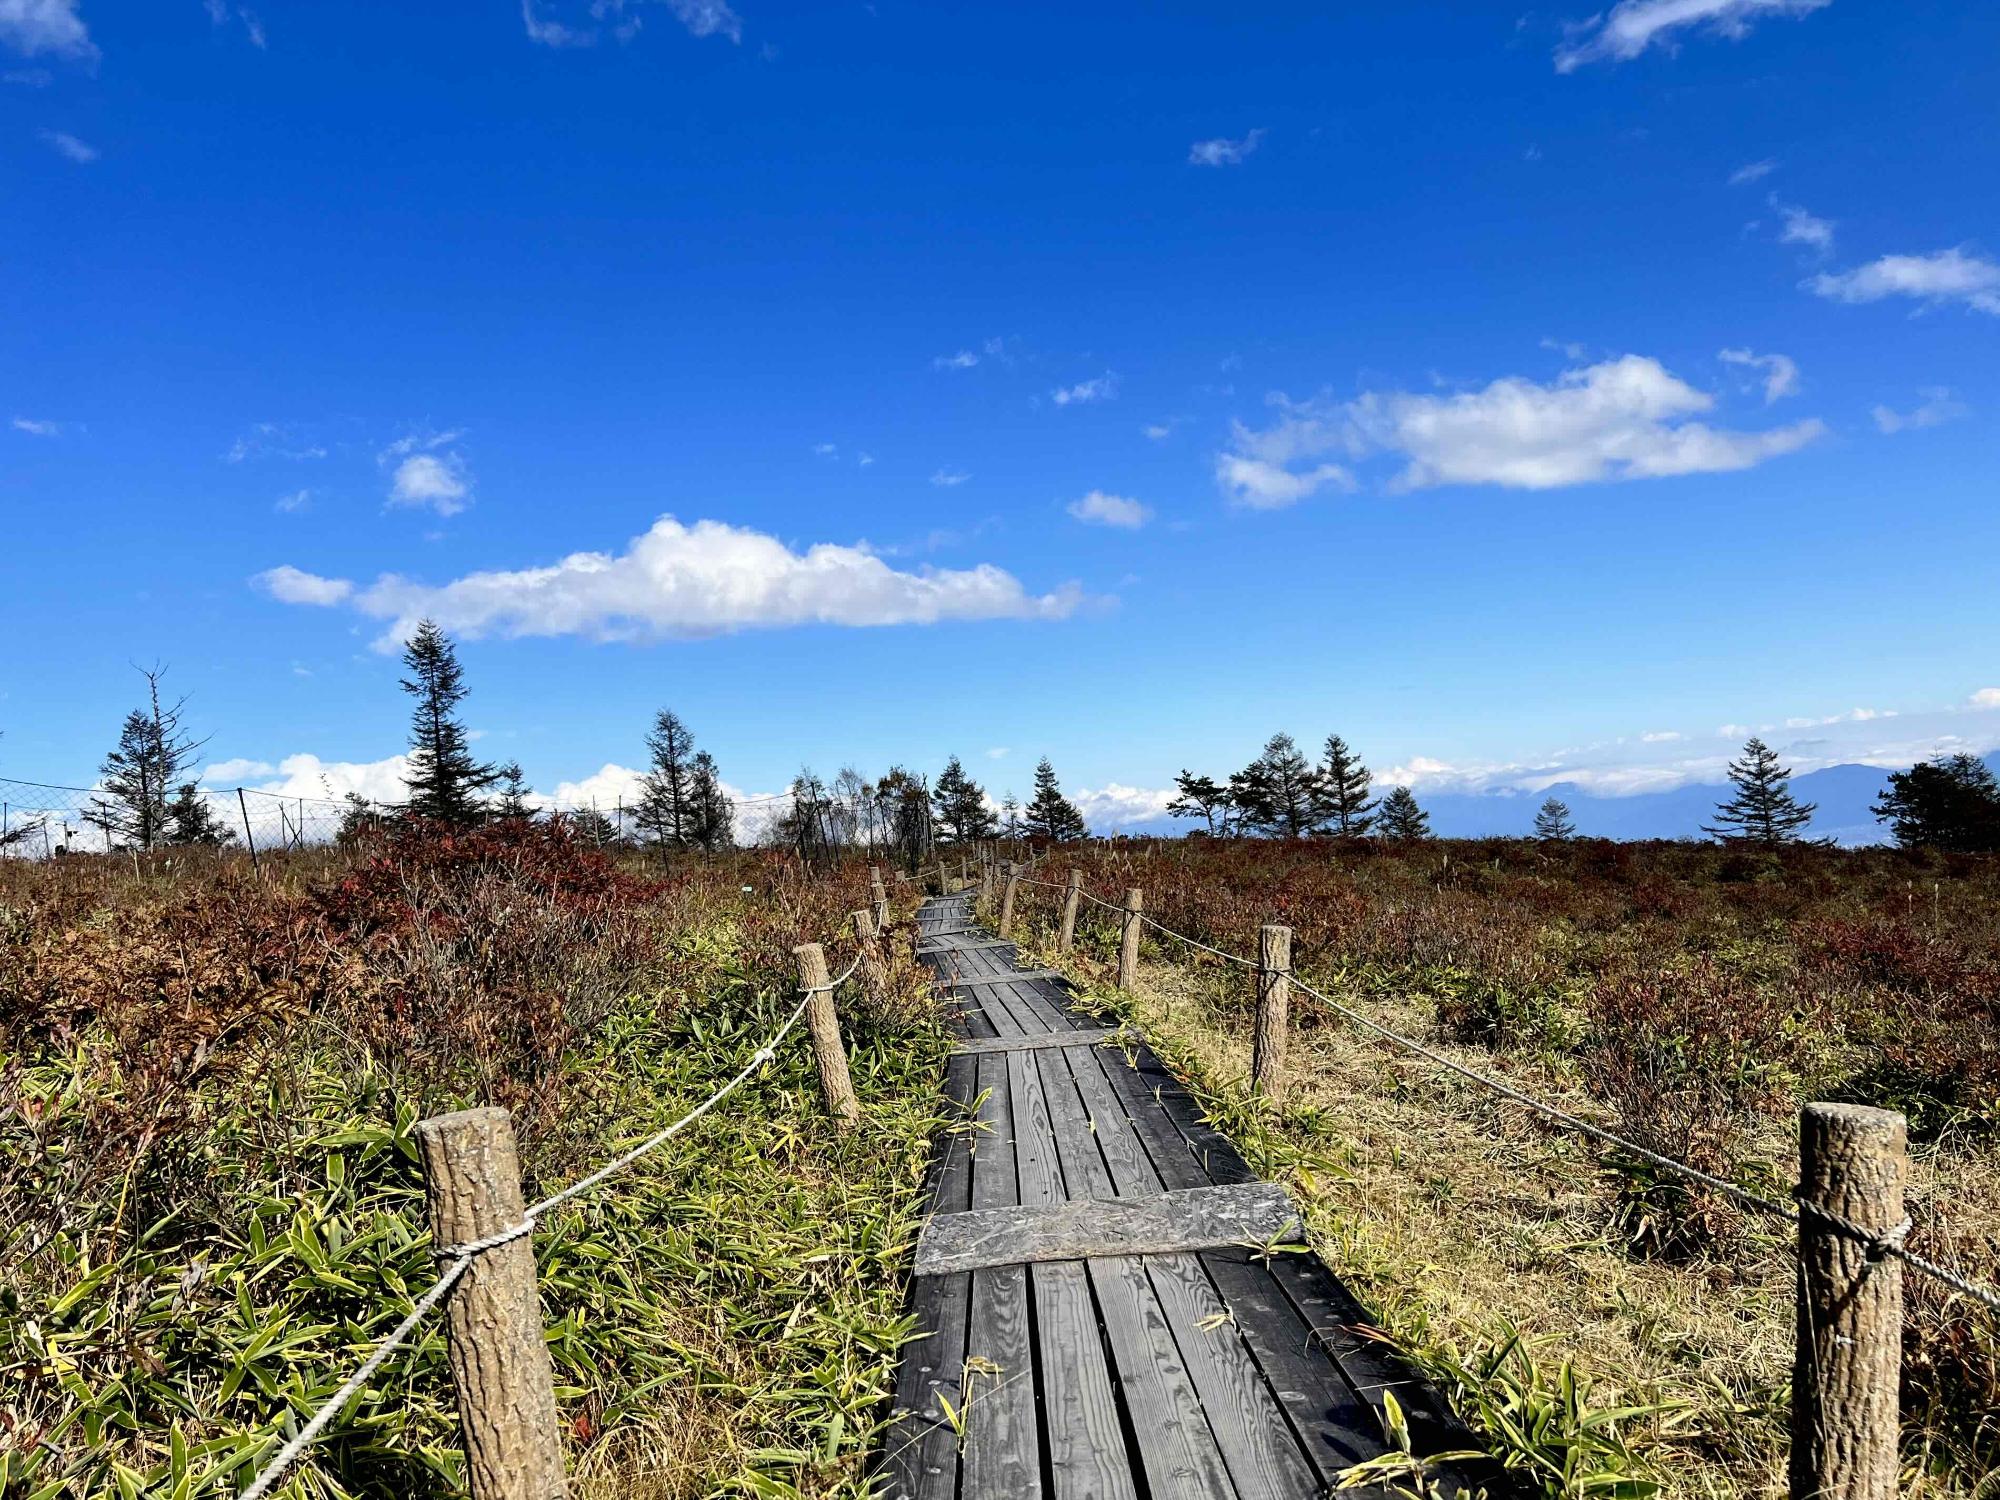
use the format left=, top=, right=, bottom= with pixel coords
left=879, top=889, right=1501, bottom=1500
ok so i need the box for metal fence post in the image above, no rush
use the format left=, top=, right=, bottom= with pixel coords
left=413, top=1107, right=567, bottom=1500
left=1791, top=1102, right=1906, bottom=1500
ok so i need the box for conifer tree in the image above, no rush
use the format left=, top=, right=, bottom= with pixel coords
left=89, top=666, right=205, bottom=850
left=686, top=751, right=735, bottom=851
left=636, top=709, right=697, bottom=848
left=932, top=755, right=999, bottom=845
left=1873, top=754, right=2000, bottom=852
left=1317, top=734, right=1377, bottom=837
left=1024, top=757, right=1089, bottom=841
left=494, top=762, right=535, bottom=820
left=1533, top=797, right=1576, bottom=841
left=1377, top=785, right=1431, bottom=841
left=565, top=805, right=617, bottom=846
left=166, top=783, right=235, bottom=845
left=1167, top=771, right=1234, bottom=836
left=1703, top=737, right=1815, bottom=847
left=1230, top=733, right=1321, bottom=837
left=400, top=620, right=498, bottom=826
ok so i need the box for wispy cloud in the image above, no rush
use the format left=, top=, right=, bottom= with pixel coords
left=274, top=488, right=311, bottom=513
left=0, top=0, right=95, bottom=60
left=1217, top=353, right=1825, bottom=503
left=226, top=422, right=327, bottom=464
left=204, top=0, right=266, bottom=48
left=1728, top=157, right=1778, bottom=186
left=1051, top=372, right=1118, bottom=406
left=1771, top=196, right=1834, bottom=253
left=379, top=428, right=472, bottom=515
left=1873, top=387, right=1967, bottom=434
left=933, top=349, right=978, bottom=370
left=11, top=415, right=64, bottom=436
left=1066, top=490, right=1151, bottom=529
left=522, top=0, right=740, bottom=48
left=1718, top=347, right=1800, bottom=403
left=36, top=127, right=96, bottom=162
left=257, top=515, right=1085, bottom=647
left=1807, top=247, right=2000, bottom=315
left=929, top=467, right=971, bottom=487
left=1555, top=0, right=1829, bottom=72
left=1188, top=128, right=1265, bottom=167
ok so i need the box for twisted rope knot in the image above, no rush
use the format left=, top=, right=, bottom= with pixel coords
left=1795, top=1195, right=1915, bottom=1260
left=435, top=1216, right=537, bottom=1261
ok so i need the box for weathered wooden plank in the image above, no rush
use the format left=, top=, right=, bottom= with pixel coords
left=969, top=1050, right=1019, bottom=1212
left=918, top=938, right=1017, bottom=955
left=1035, top=1046, right=1113, bottom=1200
left=1197, top=1248, right=1384, bottom=1484
left=927, top=1053, right=978, bottom=1217
left=880, top=1271, right=973, bottom=1500
left=963, top=1264, right=1043, bottom=1500
left=1007, top=978, right=1084, bottom=1033
left=952, top=1028, right=1131, bottom=1057
left=1059, top=1042, right=1166, bottom=1198
left=1110, top=1044, right=1259, bottom=1187
left=1090, top=1043, right=1221, bottom=1191
left=1087, top=1254, right=1242, bottom=1500
left=1144, top=1251, right=1319, bottom=1500
left=913, top=1183, right=1303, bottom=1276
left=947, top=968, right=1066, bottom=986
left=1032, top=1260, right=1140, bottom=1500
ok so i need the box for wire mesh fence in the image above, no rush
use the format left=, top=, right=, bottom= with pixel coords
left=0, top=776, right=390, bottom=860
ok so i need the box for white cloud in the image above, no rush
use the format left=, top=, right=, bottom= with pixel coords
left=243, top=752, right=412, bottom=806
left=204, top=0, right=265, bottom=47
left=1972, top=689, right=2000, bottom=710
left=274, top=488, right=311, bottom=513
left=1143, top=423, right=1173, bottom=441
left=1639, top=730, right=1684, bottom=742
left=1188, top=128, right=1265, bottom=167
left=1728, top=158, right=1778, bottom=186
left=0, top=0, right=94, bottom=60
left=1873, top=387, right=1967, bottom=435
left=226, top=422, right=326, bottom=463
left=37, top=127, right=96, bottom=162
left=522, top=0, right=739, bottom=47
left=1807, top=248, right=2000, bottom=316
left=255, top=564, right=353, bottom=606
left=11, top=415, right=62, bottom=436
left=811, top=441, right=838, bottom=457
left=933, top=350, right=978, bottom=370
left=1051, top=373, right=1118, bottom=406
left=1073, top=783, right=1176, bottom=832
left=1784, top=706, right=1892, bottom=728
left=1219, top=354, right=1824, bottom=497
left=985, top=747, right=1009, bottom=760
left=1555, top=0, right=1829, bottom=72
left=1066, top=490, right=1151, bottom=529
left=1718, top=346, right=1800, bottom=403
left=379, top=426, right=471, bottom=514
left=262, top=514, right=1085, bottom=646
left=929, top=468, right=970, bottom=487
left=1771, top=197, right=1834, bottom=253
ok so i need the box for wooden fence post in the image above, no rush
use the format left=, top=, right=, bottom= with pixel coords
left=959, top=855, right=969, bottom=891
left=1791, top=1103, right=1906, bottom=1500
left=413, top=1107, right=567, bottom=1500
left=853, top=909, right=889, bottom=1006
left=869, top=866, right=889, bottom=934
left=792, top=943, right=861, bottom=1129
left=1252, top=924, right=1292, bottom=1102
left=1058, top=869, right=1082, bottom=954
left=932, top=860, right=947, bottom=897
left=1118, top=887, right=1143, bottom=991
left=999, top=861, right=1021, bottom=937
left=980, top=855, right=994, bottom=903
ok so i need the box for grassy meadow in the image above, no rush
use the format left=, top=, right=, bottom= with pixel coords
left=0, top=824, right=950, bottom=1499
left=993, top=836, right=1999, bottom=1499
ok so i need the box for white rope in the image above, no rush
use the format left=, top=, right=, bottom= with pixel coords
left=236, top=960, right=846, bottom=1498
left=1137, top=911, right=1261, bottom=970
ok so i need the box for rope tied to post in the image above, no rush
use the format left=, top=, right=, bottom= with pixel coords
left=238, top=949, right=861, bottom=1500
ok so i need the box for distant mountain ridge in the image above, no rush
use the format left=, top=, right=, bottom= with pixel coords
left=1112, top=753, right=2000, bottom=844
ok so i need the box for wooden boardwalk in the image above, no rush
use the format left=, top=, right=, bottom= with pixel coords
left=880, top=889, right=1499, bottom=1500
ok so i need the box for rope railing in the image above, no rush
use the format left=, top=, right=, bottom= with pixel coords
left=237, top=950, right=863, bottom=1500
left=999, top=865, right=2000, bottom=1316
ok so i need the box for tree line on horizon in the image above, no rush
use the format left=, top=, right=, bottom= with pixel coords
left=11, top=621, right=2000, bottom=857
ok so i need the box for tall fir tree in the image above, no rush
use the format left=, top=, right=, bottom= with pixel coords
left=686, top=750, right=735, bottom=851
left=1873, top=754, right=2000, bottom=852
left=1167, top=771, right=1234, bottom=836
left=1230, top=733, right=1322, bottom=837
left=400, top=620, right=498, bottom=826
left=1533, top=797, right=1577, bottom=840
left=1317, top=734, right=1377, bottom=836
left=636, top=709, right=698, bottom=848
left=1703, top=737, right=1815, bottom=847
left=493, top=762, right=535, bottom=820
left=89, top=666, right=205, bottom=850
left=1024, top=757, right=1089, bottom=841
left=932, top=754, right=999, bottom=844
left=1377, top=785, right=1431, bottom=841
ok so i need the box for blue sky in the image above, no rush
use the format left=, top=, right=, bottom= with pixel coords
left=3, top=0, right=1997, bottom=829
